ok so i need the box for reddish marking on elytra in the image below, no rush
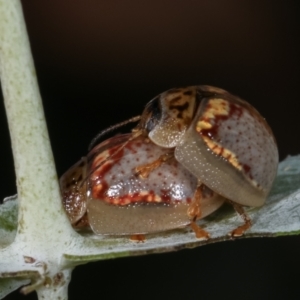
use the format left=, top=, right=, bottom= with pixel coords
left=124, top=140, right=138, bottom=153
left=108, top=144, right=125, bottom=159
left=230, top=103, right=243, bottom=118
left=160, top=189, right=172, bottom=202
left=200, top=102, right=243, bottom=140
left=242, top=164, right=254, bottom=180
left=91, top=179, right=109, bottom=199
left=90, top=143, right=126, bottom=200
left=91, top=145, right=125, bottom=179
left=92, top=161, right=113, bottom=180
left=91, top=184, right=178, bottom=206
left=243, top=164, right=251, bottom=173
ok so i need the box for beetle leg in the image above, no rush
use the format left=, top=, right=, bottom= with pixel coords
left=130, top=234, right=146, bottom=242
left=135, top=152, right=173, bottom=179
left=187, top=184, right=210, bottom=240
left=228, top=200, right=252, bottom=237
left=190, top=222, right=210, bottom=240
left=187, top=185, right=202, bottom=219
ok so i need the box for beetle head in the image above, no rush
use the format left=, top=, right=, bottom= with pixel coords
left=138, top=87, right=199, bottom=148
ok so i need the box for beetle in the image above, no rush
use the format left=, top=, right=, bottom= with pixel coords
left=60, top=85, right=279, bottom=239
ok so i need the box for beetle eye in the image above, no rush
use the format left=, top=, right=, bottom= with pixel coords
left=140, top=96, right=162, bottom=132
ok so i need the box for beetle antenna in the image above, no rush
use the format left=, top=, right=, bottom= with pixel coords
left=88, top=115, right=141, bottom=150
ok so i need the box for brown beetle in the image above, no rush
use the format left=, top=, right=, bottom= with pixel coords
left=60, top=86, right=278, bottom=239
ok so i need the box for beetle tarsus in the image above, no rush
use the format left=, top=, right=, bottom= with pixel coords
left=228, top=201, right=252, bottom=237
left=130, top=234, right=146, bottom=242
left=190, top=221, right=210, bottom=240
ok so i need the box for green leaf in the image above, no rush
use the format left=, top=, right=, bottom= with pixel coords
left=0, top=195, right=18, bottom=247
left=62, top=155, right=300, bottom=265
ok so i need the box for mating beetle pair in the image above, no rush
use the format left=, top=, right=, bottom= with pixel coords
left=60, top=85, right=278, bottom=240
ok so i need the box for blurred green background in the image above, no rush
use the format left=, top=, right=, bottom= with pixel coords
left=1, top=1, right=300, bottom=299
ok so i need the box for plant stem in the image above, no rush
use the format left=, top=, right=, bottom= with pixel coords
left=0, top=0, right=74, bottom=248
left=0, top=0, right=76, bottom=298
